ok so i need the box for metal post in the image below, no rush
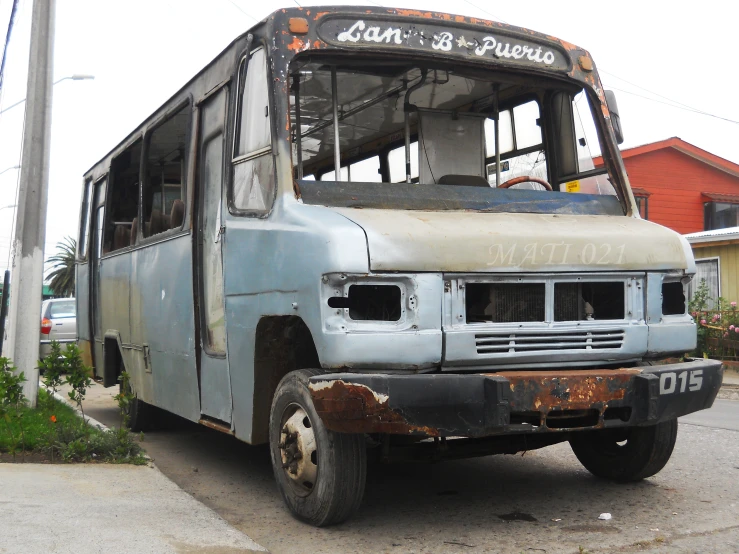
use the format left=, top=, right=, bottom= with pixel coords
left=493, top=85, right=501, bottom=187
left=404, top=111, right=411, bottom=183
left=331, top=66, right=341, bottom=181
left=293, top=74, right=303, bottom=179
left=160, top=164, right=165, bottom=211
left=5, top=0, right=56, bottom=407
left=0, top=270, right=10, bottom=355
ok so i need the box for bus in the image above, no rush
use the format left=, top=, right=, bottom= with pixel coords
left=76, top=6, right=723, bottom=526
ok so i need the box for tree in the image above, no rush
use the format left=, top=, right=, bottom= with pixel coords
left=46, top=236, right=76, bottom=298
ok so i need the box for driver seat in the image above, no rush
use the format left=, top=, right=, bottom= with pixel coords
left=438, top=174, right=491, bottom=188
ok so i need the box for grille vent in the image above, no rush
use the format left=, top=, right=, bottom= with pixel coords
left=466, top=283, right=545, bottom=323
left=475, top=329, right=625, bottom=355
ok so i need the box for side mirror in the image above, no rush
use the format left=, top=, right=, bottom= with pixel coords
left=604, top=90, right=624, bottom=145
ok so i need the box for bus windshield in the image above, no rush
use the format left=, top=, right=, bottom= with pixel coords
left=291, top=57, right=621, bottom=215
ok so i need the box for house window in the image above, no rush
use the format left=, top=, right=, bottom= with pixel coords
left=688, top=257, right=720, bottom=307
left=704, top=202, right=739, bottom=231
left=635, top=196, right=648, bottom=219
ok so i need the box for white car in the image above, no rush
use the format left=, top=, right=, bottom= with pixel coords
left=40, top=298, right=76, bottom=359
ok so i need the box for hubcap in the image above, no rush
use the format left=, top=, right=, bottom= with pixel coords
left=279, top=406, right=318, bottom=493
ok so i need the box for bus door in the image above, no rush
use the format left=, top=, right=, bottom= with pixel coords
left=89, top=178, right=106, bottom=373
left=196, top=86, right=233, bottom=424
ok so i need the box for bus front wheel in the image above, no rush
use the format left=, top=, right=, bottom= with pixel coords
left=269, top=369, right=367, bottom=527
left=569, top=418, right=678, bottom=482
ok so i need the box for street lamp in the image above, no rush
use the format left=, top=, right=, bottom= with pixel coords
left=0, top=74, right=95, bottom=115
left=0, top=204, right=18, bottom=211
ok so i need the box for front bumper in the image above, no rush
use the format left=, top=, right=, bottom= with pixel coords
left=308, top=358, right=723, bottom=437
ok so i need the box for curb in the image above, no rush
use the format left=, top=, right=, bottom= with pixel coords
left=39, top=381, right=154, bottom=463
left=39, top=382, right=110, bottom=432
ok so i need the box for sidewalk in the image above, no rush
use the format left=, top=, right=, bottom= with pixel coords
left=723, top=367, right=739, bottom=386
left=0, top=380, right=267, bottom=554
left=0, top=463, right=266, bottom=553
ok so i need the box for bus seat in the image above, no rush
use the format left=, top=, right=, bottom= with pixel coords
left=149, top=209, right=169, bottom=236
left=113, top=225, right=130, bottom=251
left=170, top=199, right=185, bottom=229
left=130, top=217, right=138, bottom=245
left=438, top=174, right=491, bottom=188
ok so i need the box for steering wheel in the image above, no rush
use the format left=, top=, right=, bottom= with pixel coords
left=498, top=176, right=553, bottom=191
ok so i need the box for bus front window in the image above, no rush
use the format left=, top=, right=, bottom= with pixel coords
left=290, top=58, right=620, bottom=213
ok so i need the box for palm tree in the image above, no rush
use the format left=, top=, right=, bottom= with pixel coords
left=46, top=236, right=76, bottom=297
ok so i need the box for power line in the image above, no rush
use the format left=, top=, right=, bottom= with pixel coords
left=226, top=0, right=259, bottom=23
left=460, top=0, right=510, bottom=25
left=0, top=0, right=21, bottom=93
left=600, top=69, right=739, bottom=125
left=603, top=84, right=739, bottom=126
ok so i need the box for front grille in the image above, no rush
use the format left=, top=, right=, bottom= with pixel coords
left=554, top=283, right=580, bottom=321
left=466, top=283, right=545, bottom=323
left=475, top=329, right=625, bottom=355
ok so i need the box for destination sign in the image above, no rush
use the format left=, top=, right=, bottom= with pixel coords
left=318, top=17, right=570, bottom=71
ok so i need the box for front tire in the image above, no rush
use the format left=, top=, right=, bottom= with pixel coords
left=570, top=419, right=678, bottom=482
left=269, top=369, right=367, bottom=526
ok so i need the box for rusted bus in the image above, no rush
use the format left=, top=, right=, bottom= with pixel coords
left=73, top=6, right=723, bottom=526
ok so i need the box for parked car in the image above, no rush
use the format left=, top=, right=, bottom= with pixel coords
left=40, top=298, right=76, bottom=359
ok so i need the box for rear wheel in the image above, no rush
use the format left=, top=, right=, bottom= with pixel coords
left=120, top=378, right=156, bottom=432
left=269, top=369, right=366, bottom=526
left=569, top=419, right=678, bottom=482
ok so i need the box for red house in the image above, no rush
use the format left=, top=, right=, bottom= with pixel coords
left=595, top=137, right=739, bottom=235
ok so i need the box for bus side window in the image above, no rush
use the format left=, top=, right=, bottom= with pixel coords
left=143, top=104, right=189, bottom=237
left=388, top=142, right=419, bottom=183
left=232, top=48, right=275, bottom=213
left=106, top=140, right=142, bottom=252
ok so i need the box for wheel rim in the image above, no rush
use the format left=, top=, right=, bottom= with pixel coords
left=279, top=404, right=318, bottom=496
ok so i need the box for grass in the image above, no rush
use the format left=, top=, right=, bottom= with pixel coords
left=0, top=390, right=77, bottom=452
left=0, top=389, right=147, bottom=464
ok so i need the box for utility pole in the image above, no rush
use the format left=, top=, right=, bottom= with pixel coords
left=5, top=0, right=55, bottom=407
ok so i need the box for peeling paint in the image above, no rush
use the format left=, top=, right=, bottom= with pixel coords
left=310, top=379, right=440, bottom=436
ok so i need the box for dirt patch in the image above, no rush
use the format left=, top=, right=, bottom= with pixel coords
left=0, top=452, right=54, bottom=464
left=717, top=385, right=739, bottom=401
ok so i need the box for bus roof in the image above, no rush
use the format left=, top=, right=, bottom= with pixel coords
left=83, top=6, right=596, bottom=179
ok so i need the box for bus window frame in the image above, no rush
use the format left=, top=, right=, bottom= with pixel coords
left=483, top=94, right=548, bottom=187
left=77, top=178, right=94, bottom=261
left=101, top=136, right=144, bottom=258
left=227, top=35, right=278, bottom=218
left=138, top=97, right=193, bottom=246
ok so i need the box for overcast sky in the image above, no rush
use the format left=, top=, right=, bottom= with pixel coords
left=0, top=0, right=737, bottom=275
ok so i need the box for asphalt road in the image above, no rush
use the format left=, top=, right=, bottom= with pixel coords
left=680, top=399, right=739, bottom=431
left=76, top=384, right=739, bottom=554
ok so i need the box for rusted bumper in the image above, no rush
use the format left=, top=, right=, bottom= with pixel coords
left=308, top=358, right=723, bottom=437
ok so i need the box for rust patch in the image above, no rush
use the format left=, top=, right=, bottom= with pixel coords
left=395, top=9, right=434, bottom=18
left=493, top=369, right=641, bottom=412
left=199, top=418, right=234, bottom=435
left=287, top=36, right=307, bottom=52
left=310, top=380, right=440, bottom=436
